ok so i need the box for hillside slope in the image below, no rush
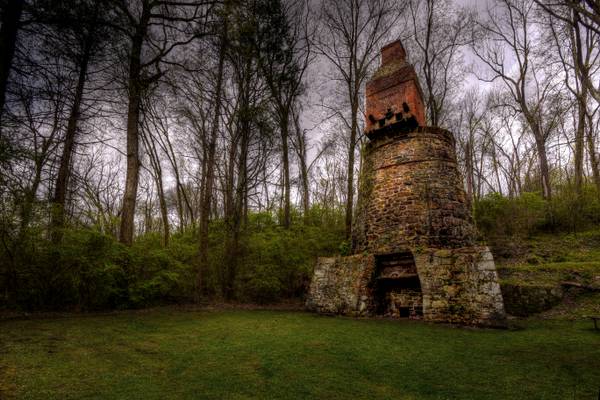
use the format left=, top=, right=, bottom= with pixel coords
left=489, top=230, right=600, bottom=319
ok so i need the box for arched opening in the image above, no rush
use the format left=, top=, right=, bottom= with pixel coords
left=372, top=252, right=423, bottom=318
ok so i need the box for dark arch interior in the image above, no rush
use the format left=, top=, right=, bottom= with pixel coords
left=372, top=252, right=423, bottom=318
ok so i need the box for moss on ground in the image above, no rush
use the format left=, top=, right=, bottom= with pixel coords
left=492, top=229, right=600, bottom=266
left=493, top=229, right=600, bottom=318
left=495, top=231, right=600, bottom=286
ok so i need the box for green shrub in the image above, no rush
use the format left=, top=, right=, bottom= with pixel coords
left=0, top=205, right=347, bottom=310
left=242, top=264, right=284, bottom=304
left=474, top=185, right=600, bottom=241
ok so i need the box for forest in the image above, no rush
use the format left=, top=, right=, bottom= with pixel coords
left=1, top=0, right=600, bottom=311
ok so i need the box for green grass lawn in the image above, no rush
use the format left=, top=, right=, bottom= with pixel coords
left=1, top=309, right=599, bottom=399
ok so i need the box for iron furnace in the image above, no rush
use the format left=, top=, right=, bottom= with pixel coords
left=306, top=41, right=506, bottom=327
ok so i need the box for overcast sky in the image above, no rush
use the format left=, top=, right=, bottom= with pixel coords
left=301, top=0, right=499, bottom=159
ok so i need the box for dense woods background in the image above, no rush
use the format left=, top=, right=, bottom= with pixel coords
left=1, top=0, right=599, bottom=311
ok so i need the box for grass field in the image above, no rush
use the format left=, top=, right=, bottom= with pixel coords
left=1, top=309, right=599, bottom=399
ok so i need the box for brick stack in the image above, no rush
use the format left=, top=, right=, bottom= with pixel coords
left=365, top=41, right=425, bottom=133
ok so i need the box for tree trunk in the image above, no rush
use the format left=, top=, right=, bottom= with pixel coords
left=464, top=140, right=474, bottom=205
left=0, top=0, right=23, bottom=124
left=119, top=87, right=142, bottom=245
left=225, top=122, right=249, bottom=300
left=490, top=142, right=502, bottom=195
left=196, top=19, right=227, bottom=301
left=297, top=122, right=310, bottom=224
left=119, top=10, right=150, bottom=246
left=223, top=51, right=252, bottom=300
left=50, top=39, right=92, bottom=244
left=156, top=175, right=169, bottom=246
left=534, top=135, right=552, bottom=200
left=527, top=116, right=552, bottom=200
left=574, top=88, right=587, bottom=196
left=143, top=199, right=152, bottom=234
left=161, top=128, right=194, bottom=231
left=142, top=129, right=170, bottom=246
left=345, top=101, right=358, bottom=239
left=294, top=110, right=310, bottom=223
left=281, top=117, right=291, bottom=228
left=586, top=113, right=600, bottom=199
left=175, top=182, right=185, bottom=233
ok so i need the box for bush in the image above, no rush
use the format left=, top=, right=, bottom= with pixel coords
left=237, top=211, right=343, bottom=303
left=0, top=206, right=347, bottom=310
left=474, top=185, right=600, bottom=240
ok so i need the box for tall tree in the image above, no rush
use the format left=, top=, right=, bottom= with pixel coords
left=141, top=95, right=170, bottom=246
left=0, top=0, right=24, bottom=126
left=254, top=0, right=312, bottom=228
left=112, top=0, right=215, bottom=245
left=292, top=106, right=310, bottom=222
left=318, top=0, right=401, bottom=238
left=473, top=0, right=561, bottom=199
left=45, top=0, right=112, bottom=243
left=535, top=0, right=600, bottom=39
left=453, top=88, right=485, bottom=204
left=197, top=5, right=228, bottom=300
left=218, top=0, right=275, bottom=298
left=544, top=2, right=600, bottom=196
left=406, top=0, right=472, bottom=127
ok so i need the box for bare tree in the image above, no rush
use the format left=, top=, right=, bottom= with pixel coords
left=453, top=88, right=485, bottom=204
left=473, top=0, right=562, bottom=199
left=317, top=0, right=401, bottom=238
left=194, top=6, right=228, bottom=300
left=406, top=0, right=472, bottom=127
left=141, top=95, right=170, bottom=246
left=254, top=0, right=312, bottom=228
left=291, top=106, right=310, bottom=222
left=213, top=0, right=266, bottom=299
left=0, top=0, right=24, bottom=125
left=45, top=0, right=113, bottom=243
left=0, top=50, right=69, bottom=303
left=544, top=2, right=600, bottom=196
left=535, top=0, right=600, bottom=38
left=112, top=0, right=216, bottom=245
left=147, top=94, right=195, bottom=231
left=76, top=149, right=123, bottom=237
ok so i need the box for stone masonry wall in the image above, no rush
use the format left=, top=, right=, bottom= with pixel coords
left=306, top=254, right=375, bottom=316
left=352, top=127, right=477, bottom=254
left=415, top=247, right=506, bottom=327
left=305, top=247, right=507, bottom=327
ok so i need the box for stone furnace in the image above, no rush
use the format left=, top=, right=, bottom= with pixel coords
left=306, top=41, right=506, bottom=327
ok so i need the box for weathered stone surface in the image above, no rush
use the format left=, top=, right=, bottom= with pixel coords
left=415, top=247, right=506, bottom=327
left=306, top=254, right=375, bottom=316
left=352, top=128, right=478, bottom=253
left=306, top=247, right=507, bottom=327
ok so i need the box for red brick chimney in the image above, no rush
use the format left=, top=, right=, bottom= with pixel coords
left=381, top=40, right=406, bottom=65
left=365, top=40, right=426, bottom=135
